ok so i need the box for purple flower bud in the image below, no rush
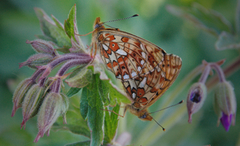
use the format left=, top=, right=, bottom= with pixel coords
left=19, top=53, right=54, bottom=69
left=21, top=84, right=45, bottom=128
left=34, top=92, right=63, bottom=143
left=12, top=78, right=35, bottom=117
left=214, top=81, right=236, bottom=131
left=26, top=39, right=55, bottom=55
left=187, top=83, right=207, bottom=123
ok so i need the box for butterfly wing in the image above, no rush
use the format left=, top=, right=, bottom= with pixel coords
left=121, top=53, right=181, bottom=109
left=93, top=28, right=182, bottom=109
left=96, top=29, right=168, bottom=81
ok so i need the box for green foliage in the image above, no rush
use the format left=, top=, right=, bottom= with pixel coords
left=64, top=4, right=77, bottom=41
left=65, top=140, right=90, bottom=146
left=34, top=8, right=71, bottom=50
left=167, top=3, right=233, bottom=36
left=103, top=104, right=120, bottom=145
left=168, top=2, right=240, bottom=51
left=3, top=1, right=240, bottom=146
left=79, top=68, right=123, bottom=145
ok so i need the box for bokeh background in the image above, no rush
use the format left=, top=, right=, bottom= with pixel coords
left=0, top=0, right=239, bottom=146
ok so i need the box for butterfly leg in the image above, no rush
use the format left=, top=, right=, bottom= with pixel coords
left=101, top=106, right=129, bottom=118
left=102, top=109, right=125, bottom=118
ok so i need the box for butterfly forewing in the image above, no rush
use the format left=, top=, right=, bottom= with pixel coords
left=96, top=30, right=167, bottom=81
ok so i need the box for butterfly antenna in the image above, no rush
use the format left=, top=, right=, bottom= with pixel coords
left=151, top=116, right=165, bottom=131
left=149, top=100, right=184, bottom=114
left=103, top=14, right=139, bottom=24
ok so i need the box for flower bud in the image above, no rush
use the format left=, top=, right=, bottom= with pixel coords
left=12, top=78, right=35, bottom=117
left=19, top=53, right=54, bottom=69
left=214, top=81, right=236, bottom=131
left=34, top=92, right=63, bottom=143
left=21, top=84, right=45, bottom=128
left=187, top=82, right=207, bottom=123
left=26, top=39, right=55, bottom=55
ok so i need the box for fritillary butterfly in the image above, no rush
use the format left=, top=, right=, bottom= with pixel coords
left=90, top=16, right=182, bottom=121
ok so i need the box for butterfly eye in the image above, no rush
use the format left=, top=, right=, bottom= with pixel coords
left=140, top=113, right=147, bottom=119
left=94, top=24, right=101, bottom=29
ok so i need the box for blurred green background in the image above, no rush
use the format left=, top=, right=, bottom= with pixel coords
left=0, top=0, right=239, bottom=146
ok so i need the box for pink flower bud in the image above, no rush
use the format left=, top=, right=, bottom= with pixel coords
left=19, top=53, right=54, bottom=69
left=187, top=82, right=207, bottom=123
left=21, top=84, right=45, bottom=128
left=12, top=78, right=35, bottom=117
left=34, top=92, right=63, bottom=143
left=26, top=39, right=55, bottom=55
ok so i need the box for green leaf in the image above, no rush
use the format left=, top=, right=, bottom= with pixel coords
left=215, top=32, right=240, bottom=50
left=98, top=79, right=111, bottom=106
left=65, top=68, right=93, bottom=88
left=65, top=140, right=90, bottom=146
left=167, top=3, right=233, bottom=36
left=54, top=109, right=90, bottom=138
left=64, top=5, right=76, bottom=41
left=86, top=74, right=104, bottom=146
left=80, top=88, right=88, bottom=120
left=34, top=8, right=71, bottom=49
left=89, top=65, right=131, bottom=105
left=103, top=104, right=120, bottom=145
left=64, top=4, right=85, bottom=52
left=66, top=87, right=81, bottom=98
left=108, top=82, right=131, bottom=105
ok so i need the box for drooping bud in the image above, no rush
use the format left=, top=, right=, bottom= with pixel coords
left=187, top=82, right=207, bottom=123
left=26, top=39, right=55, bottom=55
left=21, top=84, right=45, bottom=128
left=34, top=92, right=63, bottom=143
left=12, top=78, right=35, bottom=117
left=19, top=53, right=54, bottom=69
left=214, top=81, right=236, bottom=131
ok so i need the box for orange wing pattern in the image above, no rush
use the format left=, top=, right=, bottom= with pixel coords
left=96, top=30, right=167, bottom=81
left=91, top=17, right=182, bottom=112
left=121, top=54, right=181, bottom=109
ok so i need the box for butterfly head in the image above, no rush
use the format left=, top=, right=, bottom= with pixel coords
left=138, top=109, right=153, bottom=121
left=127, top=105, right=152, bottom=121
left=93, top=17, right=105, bottom=30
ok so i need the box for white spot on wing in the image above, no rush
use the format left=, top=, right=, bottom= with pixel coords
left=161, top=71, right=165, bottom=78
left=140, top=44, right=146, bottom=51
left=141, top=52, right=146, bottom=59
left=131, top=71, right=137, bottom=77
left=138, top=66, right=141, bottom=72
left=156, top=66, right=161, bottom=72
left=116, top=74, right=122, bottom=79
left=132, top=93, right=136, bottom=99
left=140, top=60, right=145, bottom=65
left=139, top=77, right=147, bottom=88
left=108, top=51, right=117, bottom=62
left=116, top=49, right=127, bottom=56
left=103, top=44, right=108, bottom=51
left=103, top=57, right=110, bottom=64
left=123, top=74, right=130, bottom=80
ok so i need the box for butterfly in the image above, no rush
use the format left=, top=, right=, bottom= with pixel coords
left=90, top=16, right=182, bottom=123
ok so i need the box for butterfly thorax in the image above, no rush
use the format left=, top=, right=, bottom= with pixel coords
left=125, top=104, right=153, bottom=121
